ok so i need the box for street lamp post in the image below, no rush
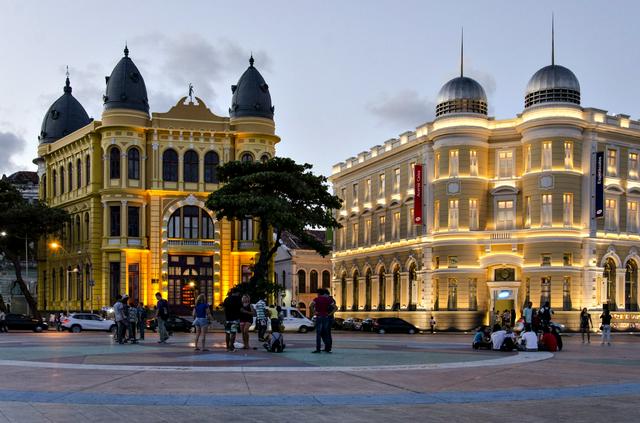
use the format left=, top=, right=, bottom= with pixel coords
left=66, top=267, right=79, bottom=315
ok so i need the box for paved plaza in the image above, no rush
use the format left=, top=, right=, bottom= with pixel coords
left=0, top=330, right=639, bottom=422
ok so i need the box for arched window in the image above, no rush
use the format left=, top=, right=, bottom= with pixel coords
left=75, top=215, right=81, bottom=244
left=52, top=170, right=57, bottom=196
left=392, top=265, right=400, bottom=310
left=365, top=269, right=372, bottom=311
left=204, top=151, right=219, bottom=183
left=378, top=267, right=386, bottom=311
left=352, top=271, right=359, bottom=311
left=241, top=152, right=253, bottom=163
left=604, top=259, right=617, bottom=310
left=202, top=212, right=214, bottom=239
left=310, top=270, right=318, bottom=293
left=297, top=270, right=306, bottom=294
left=183, top=206, right=199, bottom=239
left=322, top=270, right=331, bottom=289
left=183, top=150, right=199, bottom=183
left=68, top=162, right=73, bottom=192
left=168, top=209, right=181, bottom=238
left=408, top=264, right=417, bottom=310
left=59, top=167, right=65, bottom=194
left=447, top=278, right=458, bottom=310
left=260, top=153, right=270, bottom=163
left=109, top=147, right=121, bottom=179
left=127, top=148, right=140, bottom=180
left=167, top=206, right=214, bottom=239
left=84, top=213, right=90, bottom=241
left=76, top=158, right=82, bottom=189
left=341, top=273, right=347, bottom=311
left=85, top=155, right=91, bottom=185
left=162, top=149, right=178, bottom=182
left=625, top=260, right=638, bottom=311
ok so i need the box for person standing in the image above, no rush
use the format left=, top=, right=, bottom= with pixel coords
left=223, top=288, right=242, bottom=352
left=310, top=288, right=333, bottom=353
left=539, top=301, right=554, bottom=327
left=239, top=294, right=254, bottom=350
left=580, top=308, right=593, bottom=343
left=523, top=302, right=533, bottom=326
left=48, top=313, right=55, bottom=331
left=127, top=298, right=139, bottom=344
left=254, top=296, right=268, bottom=342
left=155, top=292, right=170, bottom=344
left=121, top=295, right=130, bottom=342
left=137, top=302, right=147, bottom=341
left=56, top=312, right=63, bottom=332
left=429, top=315, right=437, bottom=334
left=600, top=306, right=612, bottom=346
left=113, top=295, right=126, bottom=344
left=192, top=294, right=212, bottom=351
left=0, top=310, right=6, bottom=333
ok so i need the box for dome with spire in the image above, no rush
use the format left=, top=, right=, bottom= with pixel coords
left=436, top=77, right=488, bottom=117
left=524, top=64, right=580, bottom=109
left=229, top=55, right=274, bottom=120
left=103, top=45, right=149, bottom=114
left=39, top=74, right=92, bottom=144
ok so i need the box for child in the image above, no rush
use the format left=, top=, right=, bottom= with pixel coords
left=263, top=318, right=285, bottom=353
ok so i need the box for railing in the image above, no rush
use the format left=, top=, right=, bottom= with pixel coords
left=167, top=239, right=217, bottom=247
left=491, top=231, right=512, bottom=240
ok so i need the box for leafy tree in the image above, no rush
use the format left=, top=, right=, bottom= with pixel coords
left=0, top=180, right=69, bottom=318
left=206, top=157, right=342, bottom=300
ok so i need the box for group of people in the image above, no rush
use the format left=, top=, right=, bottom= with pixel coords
left=112, top=294, right=148, bottom=344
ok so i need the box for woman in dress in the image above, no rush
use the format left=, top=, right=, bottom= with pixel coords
left=192, top=294, right=212, bottom=351
left=239, top=294, right=255, bottom=350
left=579, top=308, right=593, bottom=343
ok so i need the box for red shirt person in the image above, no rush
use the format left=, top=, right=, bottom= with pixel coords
left=310, top=289, right=335, bottom=353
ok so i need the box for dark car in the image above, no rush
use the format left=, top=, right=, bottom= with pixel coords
left=5, top=314, right=49, bottom=332
left=373, top=317, right=419, bottom=334
left=146, top=315, right=194, bottom=334
left=342, top=317, right=363, bottom=331
left=361, top=318, right=375, bottom=332
left=332, top=317, right=345, bottom=330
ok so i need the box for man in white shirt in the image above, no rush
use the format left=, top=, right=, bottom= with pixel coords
left=490, top=325, right=506, bottom=350
left=520, top=325, right=539, bottom=351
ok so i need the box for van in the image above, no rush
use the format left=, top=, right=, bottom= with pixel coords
left=251, top=306, right=315, bottom=333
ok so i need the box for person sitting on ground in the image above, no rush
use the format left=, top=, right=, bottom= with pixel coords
left=472, top=326, right=491, bottom=350
left=519, top=324, right=538, bottom=352
left=263, top=318, right=285, bottom=353
left=539, top=326, right=558, bottom=352
left=490, top=324, right=506, bottom=351
left=500, top=326, right=517, bottom=351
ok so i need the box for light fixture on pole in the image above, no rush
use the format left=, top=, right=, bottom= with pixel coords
left=66, top=267, right=79, bottom=315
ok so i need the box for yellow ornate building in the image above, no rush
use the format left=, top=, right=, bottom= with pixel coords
left=34, top=47, right=278, bottom=313
left=331, top=52, right=640, bottom=331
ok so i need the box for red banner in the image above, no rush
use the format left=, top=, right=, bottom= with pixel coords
left=414, top=164, right=423, bottom=224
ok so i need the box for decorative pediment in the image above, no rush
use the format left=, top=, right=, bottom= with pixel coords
left=605, top=184, right=624, bottom=195
left=491, top=185, right=519, bottom=195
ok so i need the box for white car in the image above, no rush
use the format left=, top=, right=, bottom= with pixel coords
left=251, top=306, right=315, bottom=333
left=62, top=313, right=117, bottom=333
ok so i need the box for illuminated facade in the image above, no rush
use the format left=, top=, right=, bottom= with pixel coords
left=330, top=57, right=640, bottom=331
left=34, top=47, right=278, bottom=313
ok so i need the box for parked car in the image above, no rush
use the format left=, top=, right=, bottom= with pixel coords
left=251, top=307, right=314, bottom=333
left=361, top=318, right=375, bottom=332
left=61, top=313, right=116, bottom=333
left=342, top=317, right=363, bottom=331
left=5, top=314, right=48, bottom=332
left=146, top=315, right=194, bottom=334
left=373, top=317, right=419, bottom=334
left=332, top=317, right=345, bottom=330
left=513, top=318, right=566, bottom=333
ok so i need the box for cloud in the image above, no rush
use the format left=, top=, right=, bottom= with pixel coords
left=366, top=89, right=435, bottom=129
left=0, top=132, right=29, bottom=175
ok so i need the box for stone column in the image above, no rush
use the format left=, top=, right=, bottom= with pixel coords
left=371, top=276, right=379, bottom=310
left=121, top=200, right=128, bottom=243
left=616, top=272, right=625, bottom=311
left=385, top=273, right=393, bottom=309
left=358, top=275, right=367, bottom=310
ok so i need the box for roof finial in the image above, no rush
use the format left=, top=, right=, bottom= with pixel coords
left=64, top=66, right=71, bottom=94
left=124, top=42, right=129, bottom=57
left=249, top=52, right=254, bottom=67
left=460, top=27, right=464, bottom=77
left=551, top=13, right=555, bottom=66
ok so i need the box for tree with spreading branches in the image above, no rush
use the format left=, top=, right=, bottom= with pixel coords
left=206, top=157, right=342, bottom=300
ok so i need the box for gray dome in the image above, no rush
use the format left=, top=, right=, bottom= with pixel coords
left=103, top=46, right=149, bottom=114
left=229, top=56, right=274, bottom=120
left=435, top=76, right=488, bottom=117
left=525, top=64, right=580, bottom=108
left=39, top=77, right=92, bottom=144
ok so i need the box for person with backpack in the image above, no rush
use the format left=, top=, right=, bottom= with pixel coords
left=223, top=288, right=242, bottom=352
left=263, top=318, right=285, bottom=353
left=539, top=302, right=553, bottom=327
left=155, top=292, right=170, bottom=344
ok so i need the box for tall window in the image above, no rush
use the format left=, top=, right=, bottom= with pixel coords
left=449, top=150, right=459, bottom=177
left=60, top=167, right=65, bottom=194
left=541, top=194, right=553, bottom=227
left=525, top=144, right=532, bottom=172
left=297, top=270, right=306, bottom=294
left=351, top=222, right=358, bottom=247
left=378, top=173, right=385, bottom=197
left=352, top=183, right=358, bottom=207
left=84, top=213, right=90, bottom=241
left=75, top=215, right=81, bottom=244
left=76, top=158, right=82, bottom=189
left=628, top=200, right=638, bottom=233
left=498, top=150, right=514, bottom=178
left=434, top=153, right=440, bottom=179
left=408, top=207, right=416, bottom=237
left=86, top=155, right=90, bottom=185
left=364, top=218, right=371, bottom=244
left=378, top=215, right=386, bottom=242
left=392, top=211, right=400, bottom=239
left=109, top=205, right=121, bottom=237
left=605, top=198, right=618, bottom=231
left=364, top=178, right=371, bottom=202
left=564, top=141, right=573, bottom=169
left=52, top=169, right=57, bottom=196
left=127, top=206, right=140, bottom=237
left=540, top=277, right=551, bottom=307
left=434, top=200, right=440, bottom=231
left=240, top=152, right=253, bottom=162
left=447, top=278, right=458, bottom=310
left=204, top=151, right=220, bottom=183
left=322, top=270, right=330, bottom=289
left=542, top=141, right=552, bottom=171
left=469, top=199, right=478, bottom=230
left=409, top=162, right=416, bottom=187
left=68, top=162, right=73, bottom=192
left=240, top=218, right=253, bottom=240
left=470, top=150, right=478, bottom=176
left=183, top=150, right=199, bottom=183
left=168, top=207, right=214, bottom=239
left=42, top=174, right=47, bottom=199
left=340, top=187, right=346, bottom=205
left=496, top=200, right=514, bottom=230
left=393, top=168, right=400, bottom=193
left=469, top=279, right=478, bottom=311
left=162, top=149, right=178, bottom=181
left=629, top=152, right=639, bottom=180
left=607, top=148, right=618, bottom=176
left=260, top=154, right=270, bottom=163
left=127, top=148, right=140, bottom=180
left=310, top=270, right=318, bottom=293
left=182, top=206, right=199, bottom=239
left=448, top=199, right=459, bottom=230
left=563, top=193, right=573, bottom=227
left=109, top=147, right=120, bottom=179
left=202, top=212, right=214, bottom=239
left=524, top=196, right=531, bottom=228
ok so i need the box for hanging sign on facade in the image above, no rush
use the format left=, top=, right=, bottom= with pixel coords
left=414, top=164, right=423, bottom=224
left=595, top=151, right=604, bottom=218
